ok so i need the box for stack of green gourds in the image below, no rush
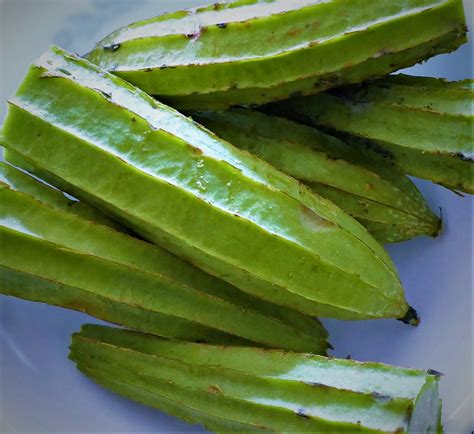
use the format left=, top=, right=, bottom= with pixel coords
left=1, top=1, right=472, bottom=432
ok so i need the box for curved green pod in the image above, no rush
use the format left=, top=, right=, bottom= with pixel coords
left=70, top=324, right=443, bottom=433
left=192, top=109, right=441, bottom=244
left=2, top=46, right=413, bottom=322
left=0, top=162, right=329, bottom=353
left=269, top=74, right=473, bottom=194
left=0, top=160, right=328, bottom=340
left=84, top=0, right=467, bottom=110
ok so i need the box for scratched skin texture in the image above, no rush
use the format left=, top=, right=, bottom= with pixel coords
left=0, top=0, right=472, bottom=433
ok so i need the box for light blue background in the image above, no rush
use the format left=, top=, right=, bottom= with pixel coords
left=0, top=1, right=472, bottom=432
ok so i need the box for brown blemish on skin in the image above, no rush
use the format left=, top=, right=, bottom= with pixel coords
left=287, top=28, right=302, bottom=37
left=208, top=384, right=223, bottom=394
left=365, top=183, right=374, bottom=191
left=191, top=145, right=203, bottom=155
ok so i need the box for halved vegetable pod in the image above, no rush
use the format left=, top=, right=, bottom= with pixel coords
left=70, top=324, right=444, bottom=433
left=84, top=0, right=467, bottom=110
left=269, top=74, right=473, bottom=194
left=0, top=159, right=328, bottom=339
left=1, top=46, right=414, bottom=322
left=0, top=162, right=329, bottom=353
left=192, top=108, right=441, bottom=244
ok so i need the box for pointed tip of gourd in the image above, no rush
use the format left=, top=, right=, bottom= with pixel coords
left=398, top=306, right=420, bottom=327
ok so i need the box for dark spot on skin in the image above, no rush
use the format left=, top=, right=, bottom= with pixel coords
left=95, top=89, right=112, bottom=99
left=296, top=408, right=310, bottom=419
left=144, top=68, right=153, bottom=72
left=364, top=141, right=394, bottom=160
left=186, top=27, right=205, bottom=39
left=103, top=43, right=121, bottom=52
left=36, top=133, right=41, bottom=137
left=308, top=40, right=320, bottom=47
left=160, top=65, right=177, bottom=70
left=371, top=392, right=392, bottom=402
left=57, top=68, right=71, bottom=75
left=326, top=154, right=342, bottom=161
left=213, top=3, right=223, bottom=10
left=427, top=369, right=444, bottom=377
left=194, top=339, right=207, bottom=344
left=365, top=183, right=374, bottom=191
left=131, top=117, right=136, bottom=123
left=66, top=201, right=75, bottom=207
left=216, top=23, right=227, bottom=29
left=346, top=354, right=351, bottom=359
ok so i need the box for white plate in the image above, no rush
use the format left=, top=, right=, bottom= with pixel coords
left=1, top=1, right=472, bottom=432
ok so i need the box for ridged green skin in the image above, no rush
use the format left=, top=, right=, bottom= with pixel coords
left=192, top=108, right=441, bottom=244
left=0, top=158, right=328, bottom=340
left=2, top=155, right=125, bottom=232
left=1, top=46, right=411, bottom=322
left=270, top=74, right=473, bottom=194
left=0, top=162, right=329, bottom=352
left=70, top=324, right=443, bottom=433
left=84, top=0, right=467, bottom=110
